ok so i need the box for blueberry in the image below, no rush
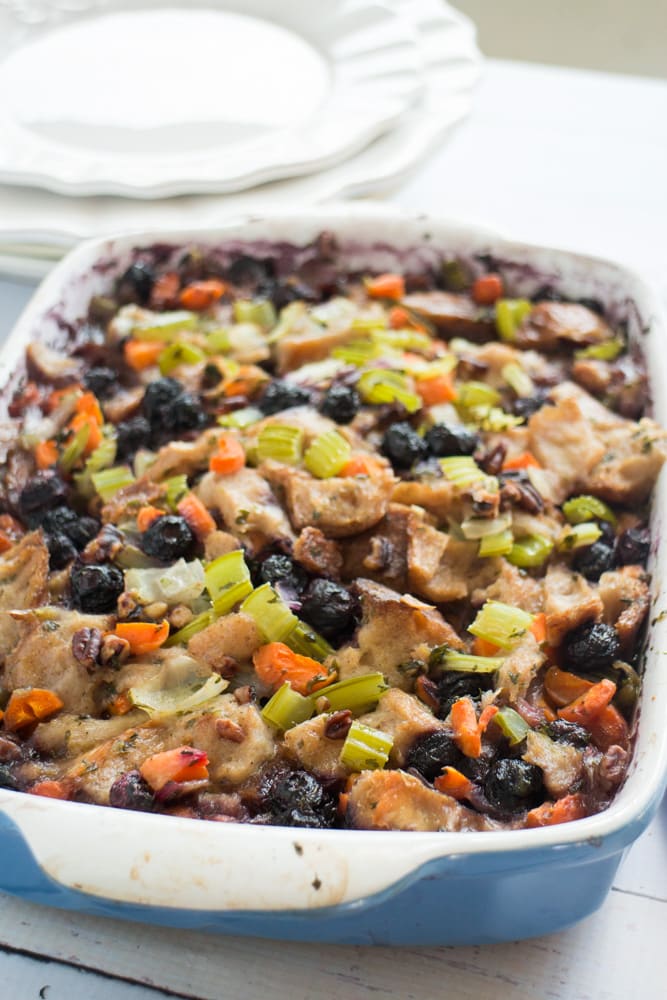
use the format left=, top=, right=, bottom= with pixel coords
left=510, top=394, right=549, bottom=418
left=83, top=366, right=117, bottom=399
left=142, top=376, right=182, bottom=422
left=263, top=769, right=336, bottom=829
left=484, top=758, right=544, bottom=813
left=117, top=262, right=156, bottom=305
left=300, top=579, right=357, bottom=639
left=168, top=392, right=206, bottom=433
left=404, top=730, right=463, bottom=782
left=115, top=415, right=152, bottom=460
left=226, top=254, right=274, bottom=290
left=320, top=384, right=361, bottom=424
left=258, top=379, right=311, bottom=416
left=18, top=471, right=69, bottom=527
left=563, top=621, right=620, bottom=674
left=42, top=507, right=99, bottom=550
left=140, top=515, right=195, bottom=562
left=573, top=541, right=615, bottom=581
left=0, top=765, right=20, bottom=791
left=381, top=422, right=428, bottom=469
left=544, top=719, right=591, bottom=749
left=424, top=422, right=479, bottom=458
left=70, top=562, right=124, bottom=613
left=616, top=526, right=650, bottom=566
left=436, top=670, right=494, bottom=720
left=259, top=554, right=307, bottom=593
left=142, top=377, right=205, bottom=435
left=109, top=771, right=155, bottom=812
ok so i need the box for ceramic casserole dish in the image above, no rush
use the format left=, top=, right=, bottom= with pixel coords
left=0, top=211, right=666, bottom=946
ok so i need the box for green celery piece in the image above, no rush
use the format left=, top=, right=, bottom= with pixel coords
left=507, top=534, right=554, bottom=568
left=495, top=299, right=532, bottom=342
left=562, top=494, right=617, bottom=526
left=165, top=609, right=215, bottom=647
left=340, top=720, right=393, bottom=771
left=304, top=430, right=351, bottom=479
left=501, top=361, right=534, bottom=398
left=284, top=621, right=334, bottom=663
left=233, top=299, right=276, bottom=329
left=494, top=706, right=530, bottom=745
left=158, top=341, right=206, bottom=375
left=557, top=522, right=602, bottom=552
left=129, top=674, right=227, bottom=718
left=241, top=583, right=298, bottom=643
left=478, top=529, right=514, bottom=558
left=469, top=600, right=534, bottom=650
left=59, top=422, right=91, bottom=472
left=256, top=425, right=304, bottom=466
left=357, top=369, right=421, bottom=413
left=165, top=475, right=189, bottom=510
left=206, top=328, right=231, bottom=353
left=262, top=682, right=314, bottom=731
left=314, top=673, right=387, bottom=714
left=456, top=381, right=500, bottom=409
left=575, top=337, right=624, bottom=361
left=434, top=649, right=505, bottom=673
left=217, top=406, right=263, bottom=429
left=132, top=310, right=198, bottom=341
left=91, top=465, right=135, bottom=502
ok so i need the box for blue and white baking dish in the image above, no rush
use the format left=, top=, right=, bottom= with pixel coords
left=1, top=211, right=666, bottom=946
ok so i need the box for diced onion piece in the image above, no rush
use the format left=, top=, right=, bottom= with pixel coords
left=437, top=651, right=505, bottom=673
left=284, top=621, right=334, bottom=663
left=256, top=425, right=304, bottom=466
left=495, top=299, right=532, bottom=342
left=233, top=299, right=276, bottom=329
left=357, top=369, right=421, bottom=413
left=304, top=430, right=352, bottom=479
left=439, top=456, right=485, bottom=488
left=507, top=534, right=554, bottom=568
left=165, top=609, right=215, bottom=647
left=217, top=406, right=263, bottom=429
left=158, top=341, right=206, bottom=375
left=478, top=528, right=514, bottom=558
left=493, top=706, right=530, bottom=745
left=164, top=474, right=189, bottom=510
left=241, top=583, right=298, bottom=643
left=314, top=673, right=388, bottom=714
left=125, top=559, right=206, bottom=606
left=562, top=494, right=617, bottom=526
left=501, top=362, right=535, bottom=398
left=261, top=681, right=314, bottom=731
left=129, top=673, right=227, bottom=718
left=131, top=310, right=198, bottom=341
left=575, top=337, right=624, bottom=361
left=340, top=721, right=393, bottom=771
left=469, top=600, right=534, bottom=650
left=205, top=550, right=252, bottom=613
left=456, top=381, right=501, bottom=408
left=557, top=522, right=603, bottom=552
left=461, top=511, right=512, bottom=540
left=91, top=465, right=135, bottom=502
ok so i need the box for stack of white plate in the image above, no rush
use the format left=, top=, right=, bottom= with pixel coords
left=0, top=0, right=481, bottom=278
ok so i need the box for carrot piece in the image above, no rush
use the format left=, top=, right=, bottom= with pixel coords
left=253, top=642, right=336, bottom=696
left=35, top=439, right=58, bottom=469
left=449, top=697, right=481, bottom=758
left=140, top=746, right=209, bottom=792
left=179, top=279, right=227, bottom=311
left=109, top=692, right=133, bottom=717
left=74, top=391, right=104, bottom=426
left=209, top=434, right=246, bottom=475
left=388, top=306, right=410, bottom=329
left=472, top=636, right=501, bottom=657
left=29, top=780, right=73, bottom=800
left=526, top=793, right=588, bottom=828
left=69, top=411, right=102, bottom=454
left=416, top=374, right=457, bottom=406
left=530, top=612, right=547, bottom=645
left=543, top=666, right=594, bottom=708
left=338, top=791, right=350, bottom=816
left=365, top=273, right=406, bottom=300
left=558, top=678, right=617, bottom=727
left=0, top=532, right=13, bottom=555
left=434, top=766, right=473, bottom=800
left=586, top=703, right=630, bottom=752
left=136, top=505, right=164, bottom=532
left=502, top=451, right=541, bottom=471
left=47, top=385, right=80, bottom=412
left=177, top=492, right=216, bottom=539
left=339, top=454, right=385, bottom=478
left=111, top=620, right=170, bottom=656
left=4, top=688, right=64, bottom=731
left=478, top=703, right=499, bottom=734
left=124, top=338, right=166, bottom=371
left=472, top=273, right=504, bottom=305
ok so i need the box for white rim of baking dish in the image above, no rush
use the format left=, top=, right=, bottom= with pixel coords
left=0, top=208, right=665, bottom=913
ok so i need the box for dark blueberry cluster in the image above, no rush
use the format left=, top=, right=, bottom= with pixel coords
left=70, top=561, right=124, bottom=613
left=483, top=758, right=544, bottom=814
left=259, top=553, right=308, bottom=594
left=83, top=366, right=117, bottom=399
left=544, top=719, right=591, bottom=749
left=404, top=730, right=463, bottom=782
left=116, top=261, right=156, bottom=305
left=320, top=384, right=361, bottom=424
left=114, top=415, right=152, bottom=460
left=109, top=771, right=155, bottom=812
left=262, top=769, right=336, bottom=829
left=381, top=420, right=481, bottom=471
left=258, top=378, right=311, bottom=415
left=139, top=515, right=195, bottom=562
left=300, top=579, right=358, bottom=640
left=42, top=506, right=100, bottom=570
left=18, top=471, right=69, bottom=527
left=563, top=621, right=620, bottom=674
left=142, top=377, right=205, bottom=438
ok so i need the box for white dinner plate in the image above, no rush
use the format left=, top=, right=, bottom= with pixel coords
left=0, top=0, right=481, bottom=278
left=0, top=0, right=422, bottom=198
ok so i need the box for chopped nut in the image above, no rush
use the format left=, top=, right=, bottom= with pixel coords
left=315, top=695, right=331, bottom=714
left=71, top=627, right=103, bottom=671
left=81, top=524, right=123, bottom=564
left=215, top=718, right=245, bottom=743
left=324, top=710, right=353, bottom=740
left=233, top=685, right=254, bottom=705
left=214, top=656, right=239, bottom=679
left=144, top=601, right=168, bottom=620
left=169, top=604, right=193, bottom=630
left=476, top=442, right=507, bottom=475
left=116, top=592, right=138, bottom=619
left=100, top=634, right=131, bottom=667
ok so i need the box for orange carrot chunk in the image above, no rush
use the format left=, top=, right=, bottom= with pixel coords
left=530, top=612, right=547, bottom=645
left=74, top=391, right=104, bottom=426
left=472, top=273, right=504, bottom=305
left=177, top=492, right=216, bottom=538
left=29, top=780, right=73, bottom=800
left=124, top=339, right=166, bottom=371
left=526, top=793, right=588, bottom=828
left=449, top=697, right=481, bottom=758
left=478, top=703, right=499, bottom=734
left=136, top=505, right=164, bottom=532
left=557, top=678, right=617, bottom=727
left=253, top=642, right=335, bottom=696
left=434, top=766, right=473, bottom=799
left=4, top=688, right=64, bottom=732
left=179, top=279, right=227, bottom=311
left=209, top=433, right=246, bottom=475
left=586, top=703, right=630, bottom=752
left=111, top=620, right=170, bottom=656
left=472, top=636, right=501, bottom=657
left=365, top=273, right=406, bottom=300
left=339, top=454, right=385, bottom=478
left=35, top=439, right=59, bottom=469
left=543, top=666, right=594, bottom=708
left=140, top=746, right=209, bottom=792
left=502, top=451, right=541, bottom=472
left=416, top=374, right=457, bottom=406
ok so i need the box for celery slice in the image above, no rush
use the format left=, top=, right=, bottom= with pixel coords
left=557, top=522, right=602, bottom=551
left=261, top=682, right=314, bottom=731
left=129, top=673, right=227, bottom=718
left=501, top=362, right=534, bottom=398
left=495, top=299, right=532, bottom=342
left=340, top=721, right=393, bottom=771
left=562, top=494, right=617, bottom=526
left=165, top=609, right=215, bottom=647
left=206, top=328, right=231, bottom=353
left=475, top=407, right=525, bottom=432
left=59, top=422, right=91, bottom=472
left=256, top=425, right=304, bottom=466
left=350, top=314, right=388, bottom=333
left=285, top=621, right=334, bottom=663
left=439, top=456, right=485, bottom=488
left=233, top=299, right=276, bottom=329
left=494, top=706, right=530, bottom=745
left=164, top=474, right=189, bottom=510
left=332, top=339, right=380, bottom=366
left=461, top=511, right=512, bottom=540
left=85, top=432, right=117, bottom=474
left=241, top=583, right=298, bottom=642
left=373, top=330, right=433, bottom=353
left=304, top=430, right=351, bottom=479
left=456, top=381, right=500, bottom=409
left=158, top=341, right=206, bottom=375
left=478, top=528, right=514, bottom=558
left=357, top=369, right=421, bottom=413
left=132, top=310, right=198, bottom=341
left=435, top=650, right=505, bottom=673
left=469, top=601, right=534, bottom=650
left=413, top=354, right=458, bottom=378
left=507, top=534, right=554, bottom=568
left=205, top=550, right=252, bottom=615
left=575, top=337, right=624, bottom=361
left=91, top=465, right=135, bottom=502
left=217, top=406, right=263, bottom=429
left=314, top=673, right=387, bottom=714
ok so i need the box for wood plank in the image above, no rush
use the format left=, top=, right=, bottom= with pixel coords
left=0, top=888, right=664, bottom=1000
left=0, top=949, right=169, bottom=1000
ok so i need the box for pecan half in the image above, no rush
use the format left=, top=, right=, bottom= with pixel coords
left=324, top=709, right=353, bottom=740
left=72, top=627, right=102, bottom=671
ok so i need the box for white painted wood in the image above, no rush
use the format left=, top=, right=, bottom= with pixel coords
left=0, top=950, right=163, bottom=1000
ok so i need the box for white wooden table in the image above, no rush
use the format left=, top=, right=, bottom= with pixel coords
left=1, top=59, right=666, bottom=999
